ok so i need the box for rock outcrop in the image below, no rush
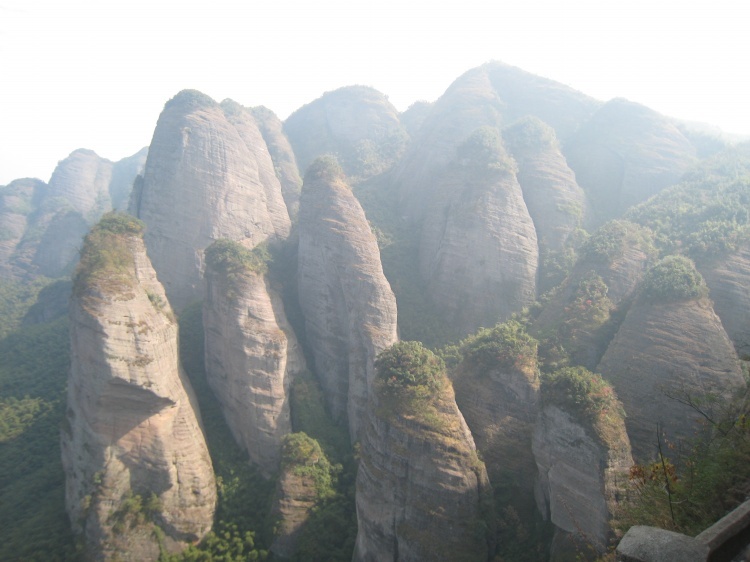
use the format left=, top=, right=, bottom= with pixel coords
left=284, top=85, right=408, bottom=179
left=564, top=98, right=696, bottom=226
left=597, top=258, right=745, bottom=460
left=47, top=149, right=115, bottom=222
left=203, top=240, right=305, bottom=476
left=419, top=127, right=538, bottom=335
left=130, top=90, right=291, bottom=310
left=354, top=343, right=492, bottom=562
left=533, top=371, right=632, bottom=559
left=297, top=156, right=398, bottom=441
left=61, top=214, right=216, bottom=561
left=0, top=178, right=46, bottom=278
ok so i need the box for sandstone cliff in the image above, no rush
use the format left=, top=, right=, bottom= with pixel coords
left=419, top=127, right=538, bottom=336
left=564, top=98, right=696, bottom=226
left=533, top=368, right=632, bottom=559
left=297, top=156, right=398, bottom=441
left=393, top=61, right=598, bottom=222
left=250, top=105, right=303, bottom=217
left=354, top=343, right=492, bottom=562
left=61, top=214, right=216, bottom=561
left=504, top=117, right=586, bottom=291
left=47, top=149, right=114, bottom=222
left=0, top=178, right=46, bottom=278
left=284, top=85, right=408, bottom=179
left=130, top=90, right=291, bottom=310
left=597, top=257, right=745, bottom=461
left=203, top=239, right=305, bottom=476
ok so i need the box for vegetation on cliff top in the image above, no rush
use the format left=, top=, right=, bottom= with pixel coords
left=205, top=239, right=270, bottom=278
left=639, top=255, right=708, bottom=303
left=456, top=319, right=538, bottom=375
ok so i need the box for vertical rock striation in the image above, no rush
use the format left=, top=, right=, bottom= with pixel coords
left=419, top=127, right=538, bottom=335
left=61, top=214, right=216, bottom=561
left=130, top=90, right=290, bottom=310
left=203, top=239, right=305, bottom=476
left=297, top=156, right=398, bottom=441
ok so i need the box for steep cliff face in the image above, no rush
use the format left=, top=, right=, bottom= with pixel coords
left=452, top=322, right=540, bottom=495
left=297, top=157, right=398, bottom=441
left=203, top=240, right=305, bottom=476
left=699, top=243, right=750, bottom=359
left=597, top=258, right=745, bottom=460
left=109, top=147, right=148, bottom=211
left=0, top=178, right=46, bottom=278
left=564, top=98, right=696, bottom=226
left=250, top=106, right=303, bottom=217
left=393, top=61, right=598, bottom=222
left=504, top=117, right=586, bottom=291
left=419, top=127, right=538, bottom=336
left=61, top=214, right=216, bottom=561
left=130, top=90, right=290, bottom=310
left=47, top=149, right=114, bottom=222
left=354, top=343, right=492, bottom=562
left=284, top=85, right=408, bottom=179
left=533, top=381, right=632, bottom=560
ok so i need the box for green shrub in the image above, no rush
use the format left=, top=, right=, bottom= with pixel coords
left=581, top=220, right=654, bottom=263
left=456, top=126, right=517, bottom=174
left=541, top=366, right=622, bottom=423
left=375, top=341, right=444, bottom=395
left=205, top=239, right=270, bottom=277
left=640, top=255, right=707, bottom=302
left=459, top=320, right=537, bottom=374
left=281, top=433, right=338, bottom=500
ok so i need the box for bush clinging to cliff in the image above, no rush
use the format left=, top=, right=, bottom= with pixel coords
left=375, top=341, right=444, bottom=395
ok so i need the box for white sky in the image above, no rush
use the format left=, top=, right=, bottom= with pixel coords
left=1, top=0, right=748, bottom=185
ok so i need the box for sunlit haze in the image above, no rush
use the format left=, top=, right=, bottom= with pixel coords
left=1, top=0, right=748, bottom=185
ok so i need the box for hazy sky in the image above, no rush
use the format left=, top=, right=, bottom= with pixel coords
left=1, top=0, right=748, bottom=185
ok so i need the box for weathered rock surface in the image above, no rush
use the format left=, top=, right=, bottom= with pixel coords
left=203, top=241, right=305, bottom=476
left=597, top=296, right=745, bottom=461
left=297, top=157, right=398, bottom=441
left=109, top=147, right=148, bottom=211
left=130, top=90, right=291, bottom=310
left=0, top=178, right=46, bottom=278
left=284, top=85, right=408, bottom=179
left=419, top=128, right=538, bottom=336
left=61, top=215, right=216, bottom=561
left=354, top=382, right=492, bottom=562
left=251, top=106, right=303, bottom=217
left=533, top=402, right=632, bottom=559
left=564, top=98, right=696, bottom=226
left=393, top=61, right=598, bottom=222
left=47, top=149, right=114, bottom=222
left=699, top=243, right=750, bottom=359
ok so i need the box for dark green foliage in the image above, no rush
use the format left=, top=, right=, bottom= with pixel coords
left=281, top=433, right=338, bottom=500
left=626, top=143, right=750, bottom=258
left=541, top=366, right=622, bottom=423
left=205, top=239, right=270, bottom=279
left=458, top=320, right=537, bottom=373
left=640, top=255, right=707, bottom=302
left=304, top=155, right=345, bottom=184
left=0, top=317, right=79, bottom=561
left=375, top=341, right=444, bottom=394
left=581, top=219, right=654, bottom=263
left=159, top=522, right=267, bottom=562
left=0, top=276, right=55, bottom=338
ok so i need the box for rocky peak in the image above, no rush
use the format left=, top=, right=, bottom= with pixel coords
left=130, top=89, right=291, bottom=310
left=61, top=213, right=216, bottom=561
left=48, top=148, right=113, bottom=223
left=202, top=239, right=305, bottom=476
left=297, top=156, right=398, bottom=442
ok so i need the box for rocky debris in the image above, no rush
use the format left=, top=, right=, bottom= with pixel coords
left=130, top=90, right=290, bottom=310
left=284, top=85, right=408, bottom=179
left=203, top=240, right=305, bottom=476
left=564, top=98, right=696, bottom=226
left=419, top=127, right=538, bottom=335
left=61, top=214, right=216, bottom=561
left=297, top=156, right=398, bottom=441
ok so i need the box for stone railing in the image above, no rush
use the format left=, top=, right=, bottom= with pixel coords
left=616, top=499, right=750, bottom=561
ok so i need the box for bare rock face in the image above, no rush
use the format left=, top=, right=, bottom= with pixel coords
left=533, top=393, right=632, bottom=560
left=0, top=178, right=46, bottom=278
left=597, top=259, right=745, bottom=461
left=394, top=61, right=598, bottom=222
left=504, top=117, right=586, bottom=291
left=109, top=147, right=148, bottom=211
left=61, top=214, right=216, bottom=561
left=250, top=106, right=303, bottom=218
left=419, top=127, right=538, bottom=336
left=699, top=243, right=750, bottom=359
left=203, top=240, right=305, bottom=476
left=564, top=98, right=696, bottom=226
left=297, top=157, right=398, bottom=441
left=354, top=344, right=492, bottom=562
left=47, top=149, right=114, bottom=222
left=284, top=85, right=408, bottom=179
left=130, top=90, right=291, bottom=310
left=452, top=322, right=540, bottom=496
